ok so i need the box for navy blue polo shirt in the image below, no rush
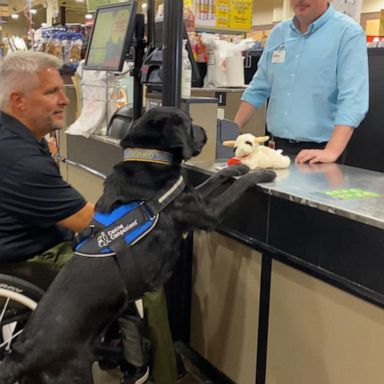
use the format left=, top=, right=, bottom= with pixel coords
left=0, top=112, right=87, bottom=262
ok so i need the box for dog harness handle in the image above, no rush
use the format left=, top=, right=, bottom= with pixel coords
left=146, top=176, right=185, bottom=214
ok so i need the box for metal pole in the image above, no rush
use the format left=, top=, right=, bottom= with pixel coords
left=147, top=0, right=155, bottom=47
left=162, top=0, right=183, bottom=107
left=60, top=5, right=65, bottom=26
left=132, top=14, right=145, bottom=120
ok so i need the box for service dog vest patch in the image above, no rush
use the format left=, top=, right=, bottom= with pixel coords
left=75, top=201, right=158, bottom=257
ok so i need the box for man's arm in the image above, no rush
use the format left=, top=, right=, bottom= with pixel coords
left=325, top=125, right=354, bottom=158
left=295, top=125, right=353, bottom=164
left=58, top=202, right=94, bottom=233
left=234, top=101, right=258, bottom=132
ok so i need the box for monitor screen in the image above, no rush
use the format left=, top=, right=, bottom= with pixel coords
left=84, top=1, right=137, bottom=71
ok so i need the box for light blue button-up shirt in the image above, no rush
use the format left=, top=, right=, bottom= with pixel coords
left=242, top=4, right=369, bottom=143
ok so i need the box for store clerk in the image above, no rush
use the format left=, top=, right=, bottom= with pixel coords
left=235, top=0, right=369, bottom=164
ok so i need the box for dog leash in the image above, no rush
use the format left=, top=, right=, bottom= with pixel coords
left=75, top=176, right=185, bottom=300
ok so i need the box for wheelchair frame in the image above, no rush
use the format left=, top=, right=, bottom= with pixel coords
left=0, top=272, right=43, bottom=356
left=0, top=264, right=149, bottom=383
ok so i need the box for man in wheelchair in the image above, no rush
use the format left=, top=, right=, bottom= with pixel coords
left=0, top=52, right=183, bottom=384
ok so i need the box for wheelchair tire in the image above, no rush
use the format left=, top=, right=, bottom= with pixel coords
left=0, top=273, right=44, bottom=360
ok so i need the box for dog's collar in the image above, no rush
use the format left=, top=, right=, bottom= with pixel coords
left=123, top=148, right=174, bottom=165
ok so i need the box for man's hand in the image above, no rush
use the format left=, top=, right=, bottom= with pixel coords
left=295, top=148, right=339, bottom=164
left=295, top=125, right=354, bottom=164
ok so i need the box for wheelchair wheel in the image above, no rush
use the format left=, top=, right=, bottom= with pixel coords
left=0, top=273, right=44, bottom=360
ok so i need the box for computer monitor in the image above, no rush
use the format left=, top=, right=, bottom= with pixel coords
left=84, top=1, right=137, bottom=71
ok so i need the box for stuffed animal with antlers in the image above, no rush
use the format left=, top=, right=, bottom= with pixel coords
left=224, top=133, right=291, bottom=169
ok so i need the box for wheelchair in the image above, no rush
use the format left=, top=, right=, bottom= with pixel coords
left=0, top=262, right=150, bottom=383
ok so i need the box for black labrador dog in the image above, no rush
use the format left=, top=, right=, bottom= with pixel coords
left=0, top=107, right=275, bottom=383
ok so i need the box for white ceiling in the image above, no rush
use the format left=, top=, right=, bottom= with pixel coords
left=7, top=0, right=163, bottom=13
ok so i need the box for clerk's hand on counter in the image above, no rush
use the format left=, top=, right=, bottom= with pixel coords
left=295, top=148, right=339, bottom=164
left=295, top=125, right=353, bottom=164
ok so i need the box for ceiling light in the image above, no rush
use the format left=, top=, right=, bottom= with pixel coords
left=85, top=14, right=93, bottom=20
left=11, top=14, right=19, bottom=19
left=141, top=3, right=148, bottom=10
left=30, top=9, right=37, bottom=15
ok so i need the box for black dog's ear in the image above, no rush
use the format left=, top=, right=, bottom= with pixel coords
left=120, top=111, right=166, bottom=149
left=156, top=108, right=207, bottom=160
left=163, top=116, right=194, bottom=159
left=119, top=107, right=206, bottom=160
left=120, top=117, right=140, bottom=149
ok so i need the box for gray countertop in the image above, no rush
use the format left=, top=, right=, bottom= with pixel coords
left=91, top=134, right=121, bottom=148
left=65, top=132, right=384, bottom=231
left=192, top=87, right=246, bottom=93
left=185, top=161, right=384, bottom=230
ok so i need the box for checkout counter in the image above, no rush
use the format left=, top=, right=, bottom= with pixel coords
left=59, top=48, right=384, bottom=384
left=60, top=122, right=384, bottom=383
left=181, top=160, right=384, bottom=384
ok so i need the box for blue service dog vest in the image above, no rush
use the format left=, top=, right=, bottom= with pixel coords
left=75, top=201, right=158, bottom=257
left=74, top=176, right=185, bottom=300
left=75, top=202, right=158, bottom=300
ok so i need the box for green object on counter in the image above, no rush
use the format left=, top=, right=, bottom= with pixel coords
left=322, top=188, right=382, bottom=200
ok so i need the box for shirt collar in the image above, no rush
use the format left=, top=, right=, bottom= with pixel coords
left=0, top=112, right=37, bottom=141
left=0, top=112, right=47, bottom=151
left=290, top=3, right=334, bottom=35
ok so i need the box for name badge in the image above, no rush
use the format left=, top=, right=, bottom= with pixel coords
left=272, top=50, right=286, bottom=64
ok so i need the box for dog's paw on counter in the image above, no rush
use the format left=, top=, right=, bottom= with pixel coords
left=242, top=168, right=276, bottom=184
left=217, top=164, right=250, bottom=177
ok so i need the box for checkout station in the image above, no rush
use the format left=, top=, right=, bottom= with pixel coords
left=59, top=1, right=384, bottom=383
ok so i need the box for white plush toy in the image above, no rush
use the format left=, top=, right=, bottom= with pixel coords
left=223, top=133, right=291, bottom=169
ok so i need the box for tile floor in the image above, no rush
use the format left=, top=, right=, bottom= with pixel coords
left=93, top=354, right=212, bottom=384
